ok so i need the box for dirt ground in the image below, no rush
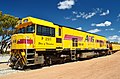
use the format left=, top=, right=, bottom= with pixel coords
left=0, top=63, right=9, bottom=69
left=1, top=51, right=120, bottom=79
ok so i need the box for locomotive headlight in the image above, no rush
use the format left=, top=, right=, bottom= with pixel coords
left=21, top=52, right=25, bottom=56
left=23, top=19, right=28, bottom=23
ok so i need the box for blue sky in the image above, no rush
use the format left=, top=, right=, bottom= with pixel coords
left=0, top=0, right=120, bottom=42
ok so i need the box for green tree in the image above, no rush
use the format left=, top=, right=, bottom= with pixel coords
left=0, top=11, right=19, bottom=54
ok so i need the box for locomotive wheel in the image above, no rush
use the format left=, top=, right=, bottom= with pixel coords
left=45, top=57, right=52, bottom=66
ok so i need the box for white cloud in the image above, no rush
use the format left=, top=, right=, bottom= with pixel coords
left=71, top=18, right=77, bottom=21
left=93, top=8, right=103, bottom=13
left=100, top=10, right=109, bottom=16
left=108, top=35, right=120, bottom=43
left=117, top=13, right=120, bottom=18
left=76, top=15, right=81, bottom=18
left=76, top=12, right=96, bottom=19
left=64, top=17, right=71, bottom=19
left=72, top=11, right=77, bottom=14
left=87, top=29, right=101, bottom=33
left=64, top=8, right=110, bottom=20
left=84, top=12, right=96, bottom=19
left=76, top=27, right=82, bottom=30
left=72, top=8, right=109, bottom=20
left=57, top=0, right=75, bottom=10
left=108, top=35, right=119, bottom=40
left=117, top=13, right=120, bottom=21
left=105, top=28, right=114, bottom=31
left=91, top=21, right=112, bottom=27
left=79, top=12, right=85, bottom=16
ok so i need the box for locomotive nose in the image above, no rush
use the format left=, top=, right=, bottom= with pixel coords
left=11, top=34, right=34, bottom=49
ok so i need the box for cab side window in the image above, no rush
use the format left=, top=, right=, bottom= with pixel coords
left=36, top=25, right=55, bottom=37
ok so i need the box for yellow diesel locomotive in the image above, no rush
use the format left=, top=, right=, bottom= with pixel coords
left=9, top=17, right=119, bottom=69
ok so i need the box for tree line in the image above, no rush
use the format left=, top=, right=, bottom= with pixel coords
left=0, top=11, right=19, bottom=54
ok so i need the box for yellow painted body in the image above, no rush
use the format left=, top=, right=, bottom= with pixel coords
left=11, top=17, right=107, bottom=51
left=112, top=44, right=120, bottom=51
left=62, top=27, right=107, bottom=50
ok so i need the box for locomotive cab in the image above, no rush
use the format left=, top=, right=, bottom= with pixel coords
left=10, top=17, right=58, bottom=69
